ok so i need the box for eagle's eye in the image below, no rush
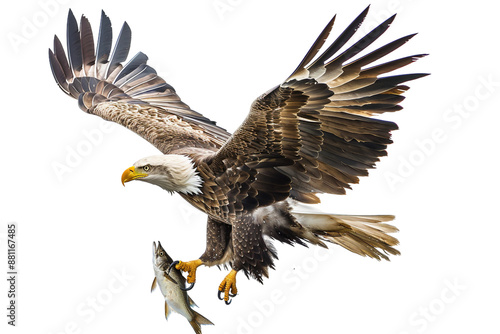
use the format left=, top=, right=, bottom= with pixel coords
left=143, top=165, right=151, bottom=172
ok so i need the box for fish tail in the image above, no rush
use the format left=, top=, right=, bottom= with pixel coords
left=188, top=310, right=213, bottom=334
left=188, top=320, right=202, bottom=334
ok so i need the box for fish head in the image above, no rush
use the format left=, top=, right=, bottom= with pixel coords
left=152, top=241, right=174, bottom=270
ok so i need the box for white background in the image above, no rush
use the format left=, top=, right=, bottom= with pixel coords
left=1, top=0, right=499, bottom=333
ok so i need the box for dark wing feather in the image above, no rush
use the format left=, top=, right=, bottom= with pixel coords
left=321, top=14, right=397, bottom=76
left=53, top=35, right=72, bottom=81
left=66, top=10, right=82, bottom=77
left=48, top=48, right=69, bottom=94
left=212, top=8, right=427, bottom=207
left=114, top=51, right=148, bottom=83
left=49, top=10, right=230, bottom=154
left=287, top=14, right=337, bottom=81
left=306, top=6, right=370, bottom=78
left=105, top=21, right=131, bottom=79
left=79, top=14, right=95, bottom=76
left=95, top=10, right=112, bottom=79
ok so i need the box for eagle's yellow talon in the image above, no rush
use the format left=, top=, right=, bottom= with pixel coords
left=175, top=259, right=203, bottom=284
left=218, top=269, right=238, bottom=302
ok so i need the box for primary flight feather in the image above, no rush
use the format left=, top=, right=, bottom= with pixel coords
left=49, top=7, right=427, bottom=304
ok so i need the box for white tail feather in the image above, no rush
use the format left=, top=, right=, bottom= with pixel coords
left=289, top=202, right=400, bottom=260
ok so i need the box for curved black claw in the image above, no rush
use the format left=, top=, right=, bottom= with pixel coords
left=218, top=290, right=237, bottom=304
left=167, top=261, right=179, bottom=274
left=168, top=261, right=196, bottom=291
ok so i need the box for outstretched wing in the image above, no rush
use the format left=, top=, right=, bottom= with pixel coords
left=49, top=10, right=230, bottom=154
left=212, top=6, right=428, bottom=206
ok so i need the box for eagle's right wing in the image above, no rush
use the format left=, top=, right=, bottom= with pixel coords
left=49, top=10, right=230, bottom=154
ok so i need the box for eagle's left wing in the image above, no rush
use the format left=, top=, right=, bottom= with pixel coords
left=49, top=10, right=230, bottom=154
left=211, top=7, right=428, bottom=207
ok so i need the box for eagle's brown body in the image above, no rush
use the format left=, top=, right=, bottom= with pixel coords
left=50, top=8, right=426, bottom=290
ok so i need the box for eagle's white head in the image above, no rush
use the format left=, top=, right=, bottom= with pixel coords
left=121, top=154, right=202, bottom=195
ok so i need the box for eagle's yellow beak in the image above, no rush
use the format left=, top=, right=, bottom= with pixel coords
left=121, top=166, right=148, bottom=186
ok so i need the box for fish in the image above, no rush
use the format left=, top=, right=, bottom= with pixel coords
left=152, top=241, right=214, bottom=334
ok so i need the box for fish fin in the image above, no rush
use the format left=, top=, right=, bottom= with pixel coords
left=151, top=277, right=157, bottom=292
left=188, top=296, right=198, bottom=308
left=164, top=301, right=171, bottom=320
left=163, top=272, right=178, bottom=284
left=192, top=309, right=214, bottom=326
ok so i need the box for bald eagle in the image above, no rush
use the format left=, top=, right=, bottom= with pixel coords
left=49, top=7, right=427, bottom=304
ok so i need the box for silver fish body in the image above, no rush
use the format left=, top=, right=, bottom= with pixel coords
left=152, top=241, right=213, bottom=334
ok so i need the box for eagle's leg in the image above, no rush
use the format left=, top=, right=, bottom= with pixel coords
left=175, top=218, right=232, bottom=291
left=218, top=269, right=238, bottom=304
left=218, top=215, right=277, bottom=304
